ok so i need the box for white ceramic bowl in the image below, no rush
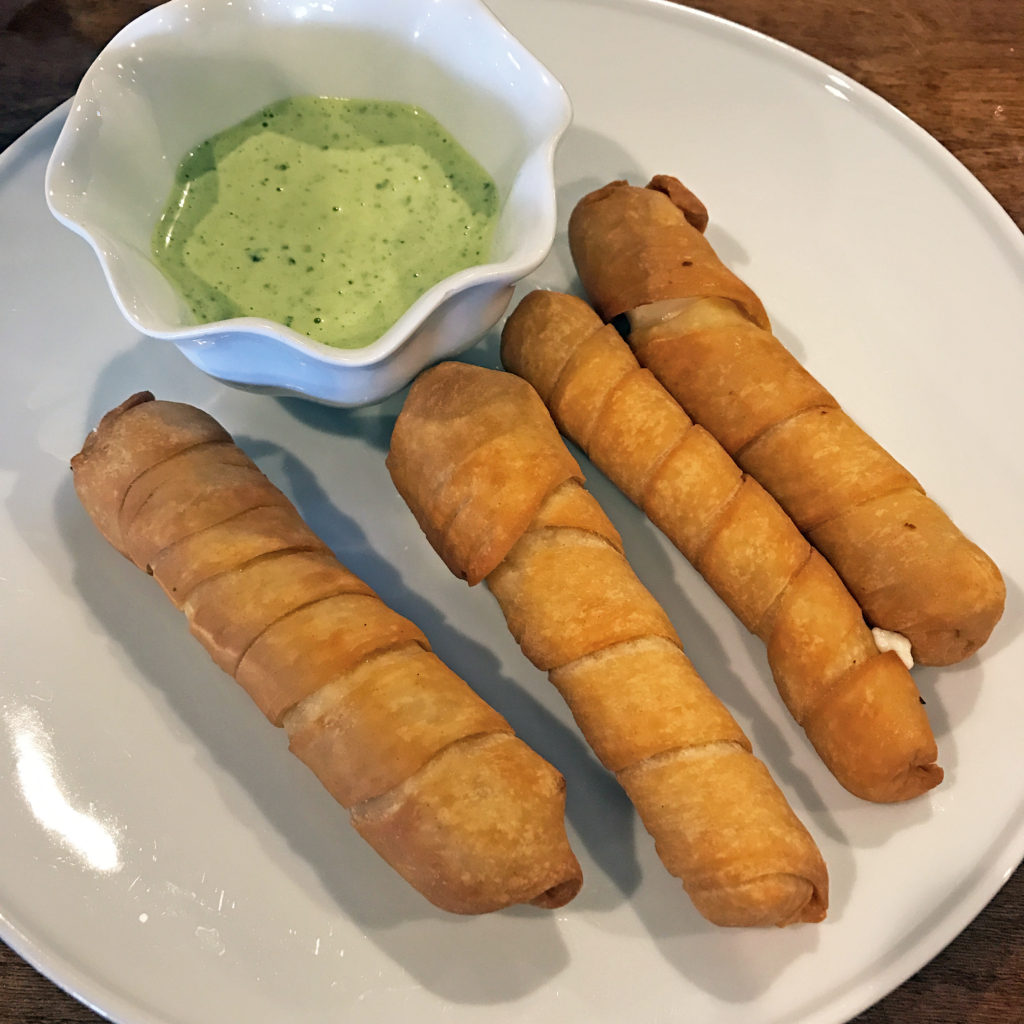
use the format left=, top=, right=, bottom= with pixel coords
left=44, top=0, right=571, bottom=406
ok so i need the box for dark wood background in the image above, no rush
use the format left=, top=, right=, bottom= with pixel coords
left=1, top=0, right=1021, bottom=1021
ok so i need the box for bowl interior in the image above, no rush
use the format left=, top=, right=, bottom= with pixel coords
left=46, top=0, right=570, bottom=348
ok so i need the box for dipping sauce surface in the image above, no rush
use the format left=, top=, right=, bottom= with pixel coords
left=153, top=96, right=499, bottom=349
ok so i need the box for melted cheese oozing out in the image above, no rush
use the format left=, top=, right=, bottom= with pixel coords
left=627, top=297, right=703, bottom=331
left=871, top=627, right=914, bottom=670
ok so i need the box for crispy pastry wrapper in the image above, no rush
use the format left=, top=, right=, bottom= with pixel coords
left=386, top=367, right=583, bottom=586
left=567, top=175, right=1004, bottom=666
left=567, top=176, right=770, bottom=329
left=71, top=392, right=582, bottom=915
left=388, top=364, right=828, bottom=927
left=501, top=289, right=941, bottom=803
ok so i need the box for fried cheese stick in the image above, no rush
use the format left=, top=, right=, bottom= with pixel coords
left=502, top=289, right=942, bottom=803
left=387, top=364, right=828, bottom=927
left=72, top=392, right=582, bottom=915
left=567, top=176, right=1005, bottom=666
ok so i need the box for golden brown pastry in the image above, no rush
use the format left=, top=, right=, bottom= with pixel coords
left=502, top=289, right=942, bottom=803
left=71, top=391, right=582, bottom=915
left=568, top=176, right=1005, bottom=666
left=387, top=363, right=828, bottom=927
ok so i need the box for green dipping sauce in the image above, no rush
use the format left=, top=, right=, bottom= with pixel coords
left=152, top=96, right=499, bottom=349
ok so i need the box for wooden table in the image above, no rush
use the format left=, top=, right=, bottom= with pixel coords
left=1, top=0, right=1021, bottom=1021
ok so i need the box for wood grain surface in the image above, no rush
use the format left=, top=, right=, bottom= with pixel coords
left=1, top=0, right=1021, bottom=1022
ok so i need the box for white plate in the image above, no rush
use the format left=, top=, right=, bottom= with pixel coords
left=1, top=0, right=1022, bottom=1021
